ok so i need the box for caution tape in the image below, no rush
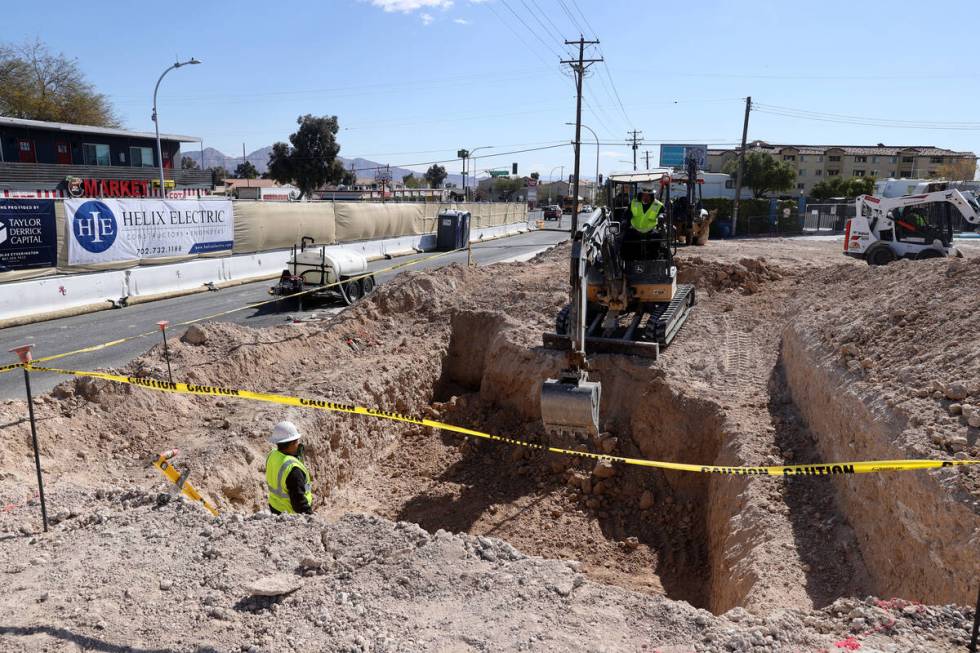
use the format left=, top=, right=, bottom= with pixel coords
left=153, top=452, right=219, bottom=516
left=0, top=246, right=468, bottom=375
left=26, top=364, right=980, bottom=477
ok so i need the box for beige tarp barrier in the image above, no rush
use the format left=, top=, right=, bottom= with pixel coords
left=334, top=203, right=422, bottom=242
left=232, top=201, right=336, bottom=254
left=2, top=200, right=526, bottom=280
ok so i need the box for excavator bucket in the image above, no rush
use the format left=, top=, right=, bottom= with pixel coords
left=540, top=373, right=601, bottom=437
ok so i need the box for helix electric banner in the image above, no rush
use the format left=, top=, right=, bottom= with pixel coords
left=64, top=199, right=234, bottom=265
left=0, top=199, right=57, bottom=271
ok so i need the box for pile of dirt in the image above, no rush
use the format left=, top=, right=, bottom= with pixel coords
left=0, top=498, right=974, bottom=652
left=790, top=256, right=980, bottom=470
left=677, top=255, right=787, bottom=294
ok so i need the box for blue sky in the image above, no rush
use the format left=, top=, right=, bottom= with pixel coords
left=7, top=0, right=979, bottom=180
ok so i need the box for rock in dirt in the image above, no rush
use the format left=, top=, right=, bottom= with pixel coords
left=248, top=573, right=301, bottom=597
left=592, top=459, right=616, bottom=479
left=639, top=490, right=655, bottom=510
left=181, top=325, right=208, bottom=346
left=944, top=382, right=969, bottom=401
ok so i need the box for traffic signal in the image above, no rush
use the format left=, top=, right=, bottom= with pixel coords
left=512, top=162, right=518, bottom=175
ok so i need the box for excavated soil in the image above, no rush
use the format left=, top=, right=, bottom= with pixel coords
left=0, top=236, right=977, bottom=651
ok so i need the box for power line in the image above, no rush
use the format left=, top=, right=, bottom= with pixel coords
left=555, top=0, right=586, bottom=34
left=518, top=0, right=565, bottom=50
left=485, top=0, right=554, bottom=68
left=752, top=102, right=980, bottom=129
left=528, top=0, right=568, bottom=46
left=499, top=0, right=565, bottom=60
left=567, top=0, right=597, bottom=37
left=349, top=142, right=571, bottom=173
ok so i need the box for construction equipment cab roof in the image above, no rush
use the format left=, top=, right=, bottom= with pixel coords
left=606, top=169, right=674, bottom=184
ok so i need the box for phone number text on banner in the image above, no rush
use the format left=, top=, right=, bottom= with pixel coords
left=65, top=198, right=234, bottom=265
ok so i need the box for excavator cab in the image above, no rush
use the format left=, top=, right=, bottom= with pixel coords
left=540, top=171, right=697, bottom=438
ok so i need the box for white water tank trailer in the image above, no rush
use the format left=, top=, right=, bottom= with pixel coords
left=272, top=239, right=376, bottom=305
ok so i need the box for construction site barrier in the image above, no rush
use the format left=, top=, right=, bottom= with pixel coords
left=22, top=364, right=980, bottom=477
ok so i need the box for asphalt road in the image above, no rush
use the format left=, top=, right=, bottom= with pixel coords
left=0, top=220, right=574, bottom=400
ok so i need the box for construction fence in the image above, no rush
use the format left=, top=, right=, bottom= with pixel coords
left=0, top=200, right=527, bottom=284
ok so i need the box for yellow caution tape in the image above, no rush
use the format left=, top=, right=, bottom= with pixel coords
left=27, top=365, right=980, bottom=477
left=0, top=246, right=467, bottom=375
left=153, top=453, right=219, bottom=516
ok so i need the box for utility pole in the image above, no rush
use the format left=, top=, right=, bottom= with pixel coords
left=242, top=142, right=249, bottom=188
left=732, top=96, right=752, bottom=237
left=562, top=36, right=602, bottom=234
left=627, top=130, right=643, bottom=171
left=643, top=149, right=652, bottom=170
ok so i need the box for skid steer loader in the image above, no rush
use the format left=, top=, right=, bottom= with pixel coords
left=539, top=170, right=697, bottom=437
left=844, top=188, right=980, bottom=265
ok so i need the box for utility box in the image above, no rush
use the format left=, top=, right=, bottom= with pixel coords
left=436, top=210, right=471, bottom=251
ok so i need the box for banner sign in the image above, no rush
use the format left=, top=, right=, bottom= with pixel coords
left=659, top=144, right=707, bottom=168
left=65, top=199, right=233, bottom=265
left=0, top=199, right=57, bottom=271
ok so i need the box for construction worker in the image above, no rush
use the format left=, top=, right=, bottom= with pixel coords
left=630, top=184, right=664, bottom=233
left=265, top=421, right=313, bottom=515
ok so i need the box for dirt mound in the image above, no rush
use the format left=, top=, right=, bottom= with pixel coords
left=0, top=499, right=973, bottom=652
left=677, top=255, right=787, bottom=294
left=792, top=256, right=980, bottom=465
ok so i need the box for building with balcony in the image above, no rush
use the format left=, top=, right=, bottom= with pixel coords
left=705, top=141, right=977, bottom=196
left=0, top=116, right=212, bottom=198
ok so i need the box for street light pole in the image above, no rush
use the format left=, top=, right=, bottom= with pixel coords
left=465, top=145, right=493, bottom=201
left=152, top=57, right=201, bottom=198
left=567, top=122, right=599, bottom=206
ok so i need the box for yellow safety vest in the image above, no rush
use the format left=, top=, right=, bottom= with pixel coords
left=630, top=199, right=664, bottom=233
left=265, top=449, right=312, bottom=514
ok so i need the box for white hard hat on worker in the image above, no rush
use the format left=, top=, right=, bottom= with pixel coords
left=269, top=420, right=301, bottom=444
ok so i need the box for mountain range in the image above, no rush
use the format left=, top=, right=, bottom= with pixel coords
left=180, top=146, right=466, bottom=187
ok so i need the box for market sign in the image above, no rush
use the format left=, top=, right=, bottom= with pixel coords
left=0, top=199, right=57, bottom=271
left=67, top=177, right=153, bottom=198
left=65, top=198, right=234, bottom=265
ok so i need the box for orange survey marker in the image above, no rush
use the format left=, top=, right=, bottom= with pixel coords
left=152, top=449, right=219, bottom=516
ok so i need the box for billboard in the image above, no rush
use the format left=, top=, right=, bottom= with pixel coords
left=0, top=199, right=57, bottom=271
left=65, top=199, right=234, bottom=265
left=659, top=144, right=708, bottom=168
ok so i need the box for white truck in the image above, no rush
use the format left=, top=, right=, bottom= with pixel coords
left=844, top=189, right=980, bottom=265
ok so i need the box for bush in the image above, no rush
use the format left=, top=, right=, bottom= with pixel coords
left=704, top=198, right=802, bottom=238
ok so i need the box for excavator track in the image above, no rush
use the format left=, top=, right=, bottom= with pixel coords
left=643, top=284, right=696, bottom=346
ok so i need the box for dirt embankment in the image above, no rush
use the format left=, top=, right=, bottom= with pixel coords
left=0, top=236, right=977, bottom=651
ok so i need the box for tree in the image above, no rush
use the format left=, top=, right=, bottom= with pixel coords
left=530, top=171, right=540, bottom=180
left=402, top=173, right=422, bottom=189
left=234, top=161, right=258, bottom=179
left=0, top=39, right=118, bottom=127
left=266, top=114, right=344, bottom=198
left=722, top=151, right=796, bottom=198
left=424, top=164, right=448, bottom=188
left=936, top=159, right=977, bottom=181
left=340, top=168, right=356, bottom=187
left=490, top=177, right=522, bottom=200
left=208, top=166, right=229, bottom=186
left=809, top=176, right=875, bottom=201
left=180, top=155, right=199, bottom=170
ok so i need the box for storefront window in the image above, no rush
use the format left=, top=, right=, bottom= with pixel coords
left=83, top=143, right=111, bottom=166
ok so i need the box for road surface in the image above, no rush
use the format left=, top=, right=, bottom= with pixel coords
left=0, top=220, right=573, bottom=399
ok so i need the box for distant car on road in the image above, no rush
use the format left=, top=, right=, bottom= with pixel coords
left=543, top=205, right=562, bottom=221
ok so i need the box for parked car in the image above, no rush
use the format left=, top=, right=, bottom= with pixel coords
left=543, top=205, right=562, bottom=221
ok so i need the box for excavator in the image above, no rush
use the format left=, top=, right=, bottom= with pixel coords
left=539, top=170, right=697, bottom=436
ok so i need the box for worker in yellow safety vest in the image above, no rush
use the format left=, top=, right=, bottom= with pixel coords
left=630, top=183, right=664, bottom=233
left=265, top=421, right=313, bottom=515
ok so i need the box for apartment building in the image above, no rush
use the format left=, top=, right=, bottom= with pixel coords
left=705, top=141, right=977, bottom=195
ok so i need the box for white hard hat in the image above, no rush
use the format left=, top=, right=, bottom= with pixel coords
left=269, top=421, right=301, bottom=444
left=638, top=183, right=655, bottom=192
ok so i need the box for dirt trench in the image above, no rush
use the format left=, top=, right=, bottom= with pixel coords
left=316, top=306, right=882, bottom=615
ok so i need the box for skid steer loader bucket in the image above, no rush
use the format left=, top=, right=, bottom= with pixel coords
left=540, top=372, right=601, bottom=437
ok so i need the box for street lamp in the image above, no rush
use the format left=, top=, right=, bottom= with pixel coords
left=567, top=122, right=598, bottom=206
left=152, top=57, right=201, bottom=197
left=548, top=165, right=564, bottom=204
left=463, top=145, right=493, bottom=201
